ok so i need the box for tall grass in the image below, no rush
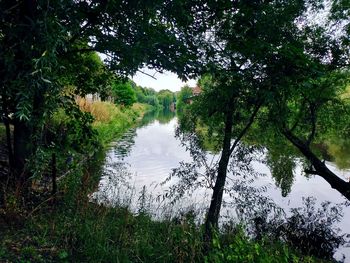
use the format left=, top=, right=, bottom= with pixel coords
left=0, top=100, right=333, bottom=263
left=76, top=98, right=152, bottom=146
left=1, top=187, right=327, bottom=262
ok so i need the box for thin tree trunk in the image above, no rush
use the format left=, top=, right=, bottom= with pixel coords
left=13, top=119, right=31, bottom=194
left=204, top=110, right=233, bottom=245
left=1, top=96, right=15, bottom=175
left=283, top=129, right=350, bottom=200
left=4, top=120, right=13, bottom=168
left=51, top=152, right=57, bottom=197
left=3, top=116, right=14, bottom=173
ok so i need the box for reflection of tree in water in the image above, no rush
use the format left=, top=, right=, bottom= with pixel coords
left=254, top=132, right=299, bottom=197
left=167, top=128, right=348, bottom=260
left=112, top=129, right=137, bottom=159
left=156, top=109, right=175, bottom=124
left=112, top=109, right=176, bottom=159
left=326, top=138, right=350, bottom=170
left=139, top=110, right=158, bottom=126
left=265, top=150, right=296, bottom=197
left=91, top=161, right=135, bottom=207
left=139, top=108, right=176, bottom=126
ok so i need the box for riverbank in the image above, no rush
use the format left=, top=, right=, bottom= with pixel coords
left=77, top=98, right=154, bottom=146
left=0, top=104, right=333, bottom=262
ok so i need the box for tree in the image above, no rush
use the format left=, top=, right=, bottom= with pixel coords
left=176, top=85, right=193, bottom=112
left=157, top=89, right=176, bottom=110
left=175, top=0, right=350, bottom=246
left=192, top=0, right=313, bottom=243
left=265, top=70, right=350, bottom=199
left=111, top=80, right=137, bottom=107
left=0, top=0, right=201, bottom=192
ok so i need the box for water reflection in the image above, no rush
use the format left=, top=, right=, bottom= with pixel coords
left=327, top=139, right=350, bottom=170
left=170, top=128, right=350, bottom=261
left=111, top=109, right=176, bottom=160
left=93, top=111, right=350, bottom=260
left=141, top=109, right=176, bottom=126
left=265, top=146, right=297, bottom=197
left=112, top=129, right=137, bottom=159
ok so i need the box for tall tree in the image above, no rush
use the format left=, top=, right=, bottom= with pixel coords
left=176, top=85, right=193, bottom=113
left=192, top=0, right=312, bottom=243
left=0, top=0, right=202, bottom=191
left=111, top=80, right=137, bottom=107
left=177, top=0, right=349, bottom=246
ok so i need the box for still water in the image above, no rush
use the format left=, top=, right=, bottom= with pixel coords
left=93, top=110, right=350, bottom=260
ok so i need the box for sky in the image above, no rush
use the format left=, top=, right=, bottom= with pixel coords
left=132, top=68, right=197, bottom=92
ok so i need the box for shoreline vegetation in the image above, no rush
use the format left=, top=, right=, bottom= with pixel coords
left=77, top=98, right=154, bottom=147
left=0, top=100, right=333, bottom=262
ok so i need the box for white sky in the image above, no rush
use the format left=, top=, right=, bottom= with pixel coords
left=132, top=68, right=197, bottom=92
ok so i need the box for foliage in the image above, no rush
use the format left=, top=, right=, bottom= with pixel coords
left=280, top=197, right=347, bottom=260
left=205, top=228, right=319, bottom=263
left=111, top=80, right=137, bottom=107
left=0, top=190, right=334, bottom=263
left=246, top=197, right=349, bottom=261
left=176, top=85, right=193, bottom=113
left=60, top=51, right=114, bottom=99
left=0, top=0, right=201, bottom=183
left=326, top=138, right=350, bottom=169
left=132, top=84, right=160, bottom=108
left=157, top=89, right=176, bottom=110
left=80, top=99, right=150, bottom=146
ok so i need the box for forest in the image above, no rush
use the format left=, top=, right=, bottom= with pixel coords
left=1, top=0, right=350, bottom=262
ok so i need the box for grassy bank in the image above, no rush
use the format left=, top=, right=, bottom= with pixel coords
left=77, top=98, right=153, bottom=146
left=0, top=101, right=333, bottom=263
left=1, top=198, right=325, bottom=263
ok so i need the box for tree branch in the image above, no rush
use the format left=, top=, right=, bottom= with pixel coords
left=282, top=128, right=350, bottom=201
left=304, top=169, right=319, bottom=175
left=229, top=101, right=261, bottom=156
left=306, top=102, right=317, bottom=146
left=62, top=47, right=99, bottom=55
left=137, top=70, right=157, bottom=80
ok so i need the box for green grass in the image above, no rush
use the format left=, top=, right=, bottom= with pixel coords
left=0, top=103, right=332, bottom=263
left=1, top=199, right=328, bottom=263
left=92, top=102, right=153, bottom=146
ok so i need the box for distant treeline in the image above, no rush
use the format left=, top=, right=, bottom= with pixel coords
left=109, top=78, right=176, bottom=110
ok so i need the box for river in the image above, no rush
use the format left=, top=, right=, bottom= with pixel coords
left=92, top=110, right=350, bottom=261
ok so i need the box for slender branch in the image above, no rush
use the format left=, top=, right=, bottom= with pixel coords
left=229, top=102, right=261, bottom=155
left=290, top=99, right=306, bottom=132
left=137, top=70, right=157, bottom=80
left=3, top=2, right=21, bottom=13
left=306, top=102, right=316, bottom=146
left=68, top=20, right=93, bottom=45
left=67, top=0, right=110, bottom=45
left=62, top=47, right=99, bottom=55
left=304, top=169, right=319, bottom=175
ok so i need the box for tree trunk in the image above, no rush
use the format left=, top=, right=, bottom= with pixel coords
left=204, top=110, right=233, bottom=245
left=3, top=115, right=14, bottom=173
left=283, top=130, right=350, bottom=200
left=51, top=152, right=57, bottom=197
left=13, top=119, right=31, bottom=190
left=1, top=94, right=15, bottom=180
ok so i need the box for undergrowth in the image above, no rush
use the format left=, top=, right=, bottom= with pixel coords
left=77, top=98, right=153, bottom=146
left=0, top=101, right=336, bottom=263
left=0, top=194, right=329, bottom=263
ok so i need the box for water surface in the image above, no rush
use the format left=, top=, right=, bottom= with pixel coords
left=93, top=111, right=350, bottom=260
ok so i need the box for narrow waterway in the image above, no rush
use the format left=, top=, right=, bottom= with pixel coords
left=92, top=110, right=350, bottom=261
